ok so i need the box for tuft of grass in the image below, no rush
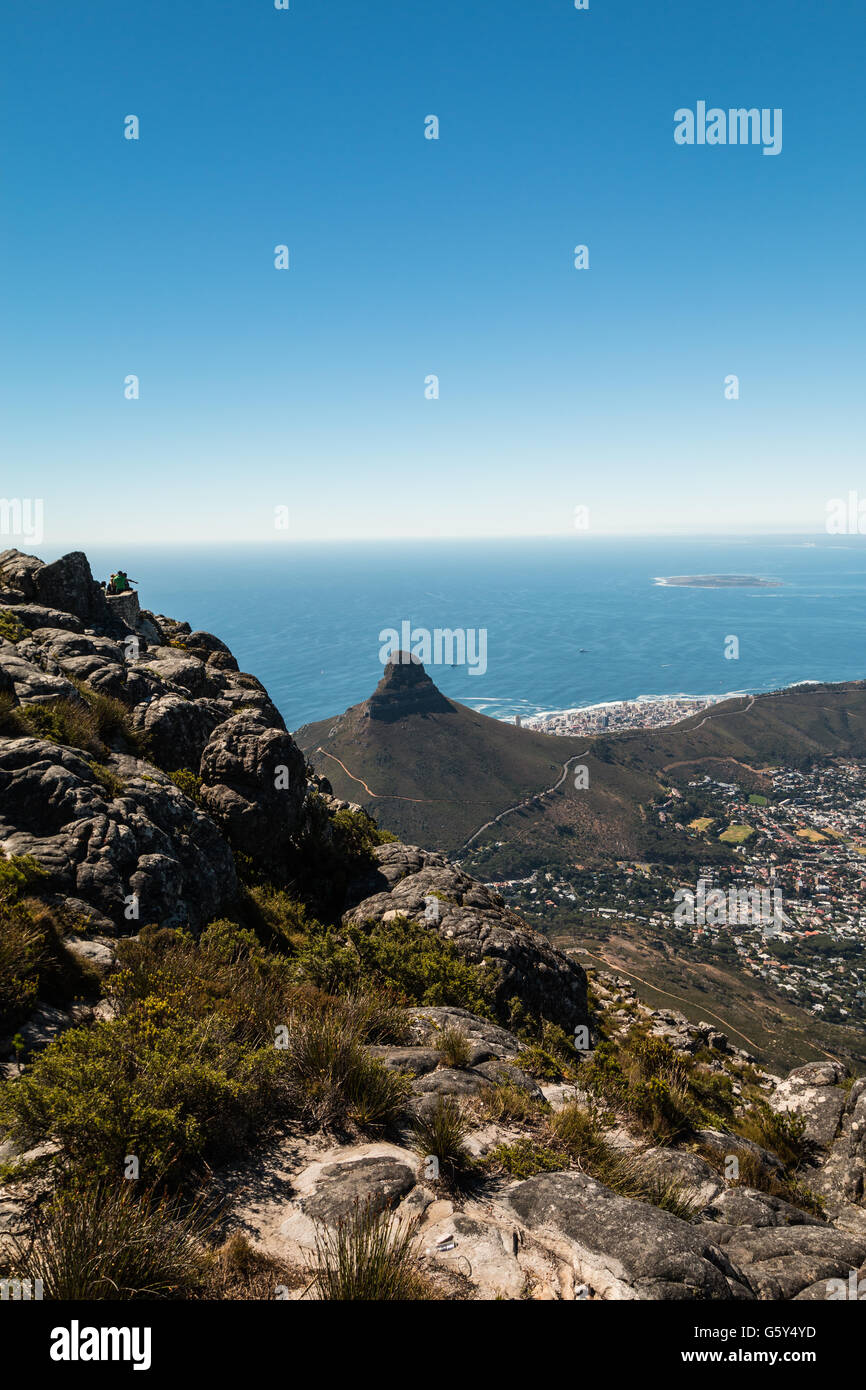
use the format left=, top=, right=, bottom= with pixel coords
left=88, top=761, right=126, bottom=799
left=204, top=1232, right=304, bottom=1301
left=410, top=1095, right=473, bottom=1186
left=733, top=1102, right=811, bottom=1170
left=336, top=991, right=410, bottom=1045
left=578, top=1030, right=695, bottom=1144
left=481, top=1078, right=545, bottom=1125
left=0, top=685, right=141, bottom=761
left=500, top=1106, right=711, bottom=1217
left=18, top=1183, right=213, bottom=1299
left=306, top=1200, right=429, bottom=1301
left=436, top=1025, right=472, bottom=1070
left=282, top=1009, right=410, bottom=1132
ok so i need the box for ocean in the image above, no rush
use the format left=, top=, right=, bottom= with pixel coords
left=38, top=536, right=866, bottom=731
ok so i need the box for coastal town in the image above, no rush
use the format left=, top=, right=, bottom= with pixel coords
left=519, top=693, right=726, bottom=737
left=487, top=759, right=866, bottom=1028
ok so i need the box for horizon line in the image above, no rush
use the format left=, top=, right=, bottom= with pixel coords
left=26, top=529, right=856, bottom=550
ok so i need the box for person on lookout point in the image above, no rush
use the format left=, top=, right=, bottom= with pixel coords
left=107, top=570, right=135, bottom=595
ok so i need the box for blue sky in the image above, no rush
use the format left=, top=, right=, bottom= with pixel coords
left=2, top=0, right=864, bottom=544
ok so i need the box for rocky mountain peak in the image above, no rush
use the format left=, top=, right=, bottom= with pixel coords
left=364, top=652, right=454, bottom=722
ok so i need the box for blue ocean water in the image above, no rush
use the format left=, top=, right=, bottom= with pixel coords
left=42, top=536, right=866, bottom=731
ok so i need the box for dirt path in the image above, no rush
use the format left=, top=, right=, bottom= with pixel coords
left=573, top=946, right=764, bottom=1052
left=463, top=751, right=589, bottom=848
left=315, top=748, right=437, bottom=803
left=661, top=754, right=770, bottom=776
left=574, top=945, right=842, bottom=1063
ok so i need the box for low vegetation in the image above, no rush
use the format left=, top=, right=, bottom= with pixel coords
left=411, top=1095, right=473, bottom=1186
left=0, top=609, right=28, bottom=643
left=0, top=686, right=142, bottom=761
left=436, top=1025, right=472, bottom=1069
left=306, top=1201, right=429, bottom=1301
left=19, top=1183, right=214, bottom=1300
left=0, top=857, right=95, bottom=1037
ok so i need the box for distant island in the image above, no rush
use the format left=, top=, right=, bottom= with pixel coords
left=655, top=574, right=782, bottom=588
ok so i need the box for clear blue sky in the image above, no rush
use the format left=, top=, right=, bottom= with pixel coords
left=2, top=0, right=864, bottom=544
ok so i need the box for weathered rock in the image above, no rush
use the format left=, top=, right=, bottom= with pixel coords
left=365, top=1046, right=440, bottom=1077
left=770, top=1063, right=847, bottom=1148
left=2, top=605, right=83, bottom=634
left=405, top=1006, right=521, bottom=1059
left=505, top=1171, right=752, bottom=1299
left=345, top=845, right=589, bottom=1033
left=710, top=1223, right=866, bottom=1300
left=132, top=693, right=227, bottom=771
left=0, top=739, right=237, bottom=931
left=33, top=552, right=107, bottom=626
left=412, top=1068, right=492, bottom=1100
left=0, top=1002, right=92, bottom=1061
left=639, top=1148, right=725, bottom=1208
left=62, top=935, right=118, bottom=975
left=199, top=713, right=306, bottom=867
left=300, top=1155, right=418, bottom=1225
left=703, top=1186, right=826, bottom=1229
left=472, top=1060, right=545, bottom=1100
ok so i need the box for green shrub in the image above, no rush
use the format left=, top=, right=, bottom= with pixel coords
left=293, top=914, right=496, bottom=1017
left=0, top=919, right=420, bottom=1184
left=88, top=761, right=126, bottom=799
left=0, top=859, right=95, bottom=1035
left=0, top=909, right=42, bottom=1033
left=112, top=923, right=294, bottom=1048
left=0, top=1004, right=288, bottom=1185
left=287, top=793, right=398, bottom=911
left=486, top=1136, right=565, bottom=1180
left=245, top=884, right=321, bottom=949
left=0, top=609, right=27, bottom=643
left=168, top=768, right=203, bottom=805
left=514, top=1044, right=563, bottom=1082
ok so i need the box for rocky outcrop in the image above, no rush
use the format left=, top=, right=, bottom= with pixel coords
left=344, top=844, right=589, bottom=1032
left=0, top=549, right=308, bottom=919
left=505, top=1171, right=750, bottom=1300
left=0, top=740, right=236, bottom=931
left=199, top=713, right=307, bottom=867
left=362, top=653, right=454, bottom=723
